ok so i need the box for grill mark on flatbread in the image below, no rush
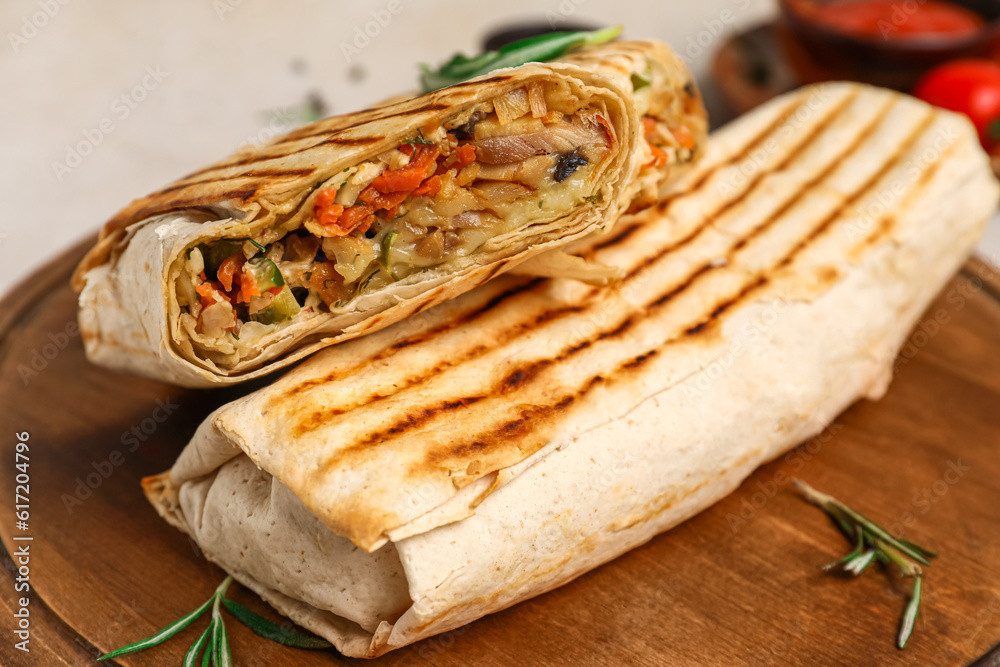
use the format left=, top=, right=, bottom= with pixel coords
left=402, top=105, right=933, bottom=473
left=298, top=93, right=885, bottom=445
left=292, top=303, right=590, bottom=434
left=850, top=135, right=960, bottom=253
left=589, top=221, right=644, bottom=251
left=282, top=279, right=545, bottom=397
left=288, top=92, right=868, bottom=419
left=621, top=90, right=861, bottom=282
left=665, top=91, right=812, bottom=204
left=408, top=109, right=944, bottom=469
left=117, top=189, right=262, bottom=225
left=444, top=75, right=516, bottom=89
left=157, top=168, right=318, bottom=196
left=314, top=135, right=387, bottom=147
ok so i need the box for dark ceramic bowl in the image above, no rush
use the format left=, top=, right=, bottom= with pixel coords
left=778, top=0, right=1000, bottom=89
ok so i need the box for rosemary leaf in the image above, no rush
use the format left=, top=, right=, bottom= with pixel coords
left=204, top=620, right=215, bottom=667
left=793, top=480, right=935, bottom=566
left=793, top=479, right=937, bottom=650
left=842, top=550, right=877, bottom=576
left=202, top=628, right=213, bottom=667
left=898, top=576, right=923, bottom=649
left=419, top=26, right=622, bottom=92
left=222, top=598, right=333, bottom=649
left=98, top=597, right=212, bottom=660
left=183, top=625, right=212, bottom=667
left=821, top=528, right=864, bottom=572
left=216, top=614, right=233, bottom=667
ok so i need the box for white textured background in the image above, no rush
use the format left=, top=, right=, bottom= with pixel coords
left=1, top=0, right=997, bottom=297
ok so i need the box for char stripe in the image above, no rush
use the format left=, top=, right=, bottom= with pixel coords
left=412, top=104, right=943, bottom=463
left=664, top=92, right=812, bottom=207
left=284, top=279, right=543, bottom=397
left=293, top=302, right=588, bottom=434
left=623, top=89, right=861, bottom=282
left=308, top=92, right=881, bottom=451
left=158, top=167, right=317, bottom=195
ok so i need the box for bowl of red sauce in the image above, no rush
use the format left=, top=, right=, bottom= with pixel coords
left=778, top=0, right=1000, bottom=89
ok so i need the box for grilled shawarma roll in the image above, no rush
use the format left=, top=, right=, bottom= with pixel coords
left=142, top=82, right=998, bottom=657
left=73, top=40, right=706, bottom=387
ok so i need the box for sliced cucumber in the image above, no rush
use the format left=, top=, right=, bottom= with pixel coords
left=251, top=286, right=300, bottom=325
left=245, top=257, right=285, bottom=292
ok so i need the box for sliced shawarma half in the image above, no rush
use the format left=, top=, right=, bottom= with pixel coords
left=72, top=40, right=707, bottom=387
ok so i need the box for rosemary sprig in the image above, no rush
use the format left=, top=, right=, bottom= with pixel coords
left=793, top=480, right=937, bottom=649
left=419, top=26, right=622, bottom=93
left=99, top=576, right=332, bottom=663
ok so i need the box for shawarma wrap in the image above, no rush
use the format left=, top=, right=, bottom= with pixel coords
left=142, top=82, right=999, bottom=657
left=73, top=40, right=706, bottom=387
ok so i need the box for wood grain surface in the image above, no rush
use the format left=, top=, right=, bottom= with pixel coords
left=1, top=240, right=999, bottom=666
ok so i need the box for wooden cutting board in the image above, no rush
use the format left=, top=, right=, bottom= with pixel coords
left=1, top=240, right=1000, bottom=667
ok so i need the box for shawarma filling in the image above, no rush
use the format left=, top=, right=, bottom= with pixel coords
left=177, top=82, right=619, bottom=353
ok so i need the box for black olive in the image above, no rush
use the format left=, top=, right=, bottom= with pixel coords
left=452, top=110, right=485, bottom=140
left=314, top=248, right=328, bottom=263
left=684, top=80, right=696, bottom=98
left=291, top=286, right=309, bottom=306
left=554, top=149, right=588, bottom=183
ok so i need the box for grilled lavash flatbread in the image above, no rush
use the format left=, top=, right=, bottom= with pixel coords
left=142, top=82, right=999, bottom=657
left=73, top=40, right=706, bottom=388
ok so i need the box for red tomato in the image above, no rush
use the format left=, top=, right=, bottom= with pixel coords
left=913, top=59, right=1000, bottom=152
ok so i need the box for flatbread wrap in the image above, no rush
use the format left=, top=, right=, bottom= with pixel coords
left=73, top=39, right=706, bottom=387
left=142, top=81, right=999, bottom=657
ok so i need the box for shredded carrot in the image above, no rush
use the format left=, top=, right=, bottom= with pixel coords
left=370, top=145, right=439, bottom=193
left=217, top=254, right=244, bottom=292
left=338, top=203, right=376, bottom=234
left=315, top=186, right=338, bottom=209
left=316, top=203, right=345, bottom=228
left=196, top=282, right=227, bottom=308
left=644, top=144, right=669, bottom=169
left=453, top=144, right=476, bottom=169
left=238, top=266, right=261, bottom=303
left=359, top=186, right=409, bottom=212
left=673, top=126, right=696, bottom=151
left=411, top=175, right=442, bottom=198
